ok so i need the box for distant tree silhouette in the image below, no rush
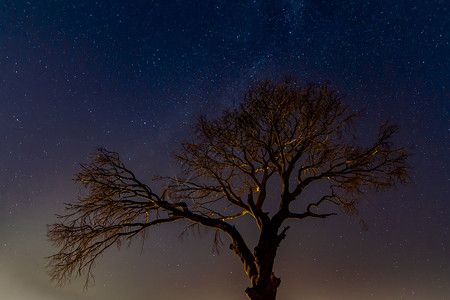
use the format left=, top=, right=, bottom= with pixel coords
left=48, top=80, right=409, bottom=300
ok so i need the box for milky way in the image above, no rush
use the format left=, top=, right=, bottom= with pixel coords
left=0, top=1, right=448, bottom=299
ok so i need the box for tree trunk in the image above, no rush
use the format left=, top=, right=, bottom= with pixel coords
left=245, top=272, right=280, bottom=300
left=243, top=222, right=284, bottom=300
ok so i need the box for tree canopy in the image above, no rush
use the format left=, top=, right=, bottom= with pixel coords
left=48, top=80, right=409, bottom=300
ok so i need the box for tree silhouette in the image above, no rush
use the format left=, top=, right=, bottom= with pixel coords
left=48, top=80, right=409, bottom=300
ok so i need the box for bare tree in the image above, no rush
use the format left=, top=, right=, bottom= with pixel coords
left=48, top=80, right=408, bottom=300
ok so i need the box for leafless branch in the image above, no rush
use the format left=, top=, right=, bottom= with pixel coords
left=48, top=80, right=409, bottom=299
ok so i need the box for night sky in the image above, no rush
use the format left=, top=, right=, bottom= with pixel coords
left=1, top=1, right=449, bottom=299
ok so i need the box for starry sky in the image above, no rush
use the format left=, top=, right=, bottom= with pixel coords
left=0, top=0, right=449, bottom=299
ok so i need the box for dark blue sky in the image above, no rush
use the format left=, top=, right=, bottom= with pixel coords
left=0, top=1, right=448, bottom=299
